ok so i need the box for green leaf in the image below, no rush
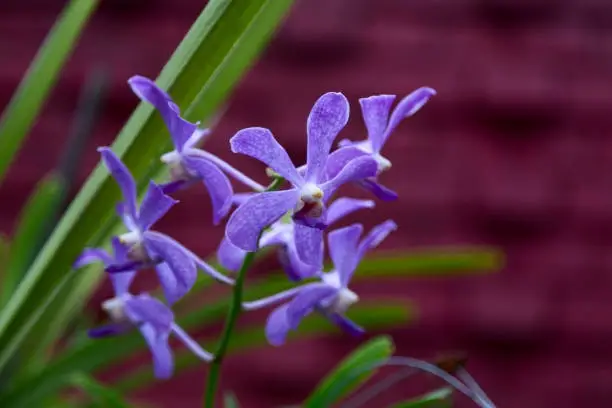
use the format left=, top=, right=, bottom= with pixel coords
left=69, top=373, right=131, bottom=408
left=1, top=175, right=65, bottom=307
left=0, top=0, right=295, bottom=377
left=0, top=234, right=10, bottom=275
left=389, top=388, right=453, bottom=408
left=304, top=336, right=395, bottom=408
left=355, top=247, right=502, bottom=277
left=224, top=393, right=240, bottom=408
left=0, top=0, right=99, bottom=185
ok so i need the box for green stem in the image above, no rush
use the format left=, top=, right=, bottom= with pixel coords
left=203, top=177, right=284, bottom=407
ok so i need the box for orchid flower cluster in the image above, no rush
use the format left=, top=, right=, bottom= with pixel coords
left=74, top=75, right=436, bottom=379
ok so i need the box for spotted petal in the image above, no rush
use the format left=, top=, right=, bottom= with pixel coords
left=138, top=182, right=178, bottom=231
left=381, top=87, right=436, bottom=150
left=357, top=220, right=398, bottom=261
left=230, top=127, right=302, bottom=187
left=305, top=92, right=350, bottom=183
left=294, top=223, right=324, bottom=268
left=225, top=189, right=300, bottom=251
left=325, top=146, right=369, bottom=180
left=327, top=198, right=375, bottom=225
left=182, top=154, right=233, bottom=225
left=328, top=224, right=363, bottom=287
left=321, top=156, right=378, bottom=199
left=359, top=94, right=396, bottom=152
left=128, top=75, right=197, bottom=150
left=98, top=147, right=138, bottom=221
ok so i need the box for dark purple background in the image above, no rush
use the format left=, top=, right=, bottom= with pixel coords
left=2, top=0, right=612, bottom=407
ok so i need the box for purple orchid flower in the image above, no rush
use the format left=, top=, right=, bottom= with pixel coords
left=241, top=220, right=397, bottom=346
left=76, top=239, right=213, bottom=379
left=327, top=87, right=436, bottom=201
left=217, top=197, right=375, bottom=281
left=225, top=92, right=379, bottom=268
left=128, top=75, right=263, bottom=225
left=83, top=147, right=233, bottom=304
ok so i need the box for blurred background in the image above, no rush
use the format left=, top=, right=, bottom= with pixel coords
left=2, top=0, right=612, bottom=407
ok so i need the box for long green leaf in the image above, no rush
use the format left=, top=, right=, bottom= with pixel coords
left=1, top=303, right=409, bottom=406
left=389, top=388, right=453, bottom=408
left=0, top=0, right=99, bottom=185
left=304, top=336, right=395, bottom=408
left=0, top=0, right=295, bottom=376
left=1, top=175, right=65, bottom=306
left=69, top=373, right=131, bottom=408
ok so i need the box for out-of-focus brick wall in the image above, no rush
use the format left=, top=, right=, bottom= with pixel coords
left=2, top=0, right=612, bottom=406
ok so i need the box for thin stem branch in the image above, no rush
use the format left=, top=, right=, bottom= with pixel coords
left=203, top=177, right=284, bottom=408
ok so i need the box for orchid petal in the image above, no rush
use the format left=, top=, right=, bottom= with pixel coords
left=325, top=146, right=369, bottom=180
left=328, top=224, right=363, bottom=287
left=217, top=237, right=247, bottom=272
left=279, top=242, right=319, bottom=281
left=321, top=156, right=378, bottom=199
left=382, top=87, right=436, bottom=149
left=359, top=94, right=396, bottom=152
left=98, top=147, right=138, bottom=220
left=294, top=223, right=324, bottom=268
left=326, top=198, right=375, bottom=225
left=265, top=303, right=292, bottom=347
left=357, top=220, right=398, bottom=261
left=357, top=178, right=398, bottom=201
left=143, top=231, right=197, bottom=300
left=326, top=312, right=365, bottom=337
left=139, top=323, right=173, bottom=379
left=225, top=189, right=299, bottom=251
left=74, top=248, right=112, bottom=269
left=305, top=92, right=350, bottom=183
left=128, top=75, right=196, bottom=150
left=286, top=283, right=338, bottom=328
left=230, top=127, right=302, bottom=187
left=155, top=263, right=180, bottom=305
left=88, top=323, right=132, bottom=338
left=138, top=182, right=178, bottom=231
left=124, top=294, right=174, bottom=333
left=182, top=154, right=233, bottom=225
left=159, top=179, right=196, bottom=195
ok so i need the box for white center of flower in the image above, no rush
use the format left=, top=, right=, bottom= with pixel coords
left=102, top=297, right=127, bottom=322
left=373, top=153, right=392, bottom=174
left=330, top=288, right=359, bottom=314
left=118, top=230, right=142, bottom=246
left=300, top=183, right=324, bottom=203
left=160, top=150, right=181, bottom=165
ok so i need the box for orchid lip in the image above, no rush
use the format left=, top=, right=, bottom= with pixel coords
left=374, top=153, right=392, bottom=173
left=329, top=288, right=359, bottom=314
left=119, top=231, right=142, bottom=246
left=299, top=183, right=324, bottom=203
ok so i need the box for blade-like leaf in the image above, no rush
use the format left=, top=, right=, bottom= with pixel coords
left=304, top=336, right=395, bottom=408
left=389, top=388, right=453, bottom=408
left=0, top=0, right=99, bottom=185
left=224, top=393, right=240, bottom=408
left=1, top=175, right=65, bottom=307
left=0, top=0, right=295, bottom=377
left=355, top=247, right=502, bottom=277
left=69, top=373, right=131, bottom=408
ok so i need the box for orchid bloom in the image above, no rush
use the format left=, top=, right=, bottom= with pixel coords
left=327, top=87, right=436, bottom=201
left=225, top=92, right=378, bottom=267
left=241, top=220, right=397, bottom=346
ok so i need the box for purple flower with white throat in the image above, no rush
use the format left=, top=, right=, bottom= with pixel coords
left=225, top=92, right=379, bottom=267
left=78, top=239, right=213, bottom=379
left=87, top=147, right=233, bottom=304
left=328, top=87, right=436, bottom=201
left=128, top=75, right=239, bottom=225
left=242, top=220, right=397, bottom=346
left=217, top=197, right=375, bottom=281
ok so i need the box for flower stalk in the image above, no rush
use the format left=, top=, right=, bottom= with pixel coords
left=203, top=177, right=284, bottom=408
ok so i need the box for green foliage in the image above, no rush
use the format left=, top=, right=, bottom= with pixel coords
left=389, top=388, right=453, bottom=408
left=0, top=0, right=99, bottom=185
left=223, top=393, right=240, bottom=408
left=69, top=373, right=132, bottom=408
left=304, top=336, right=395, bottom=407
left=1, top=175, right=65, bottom=307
